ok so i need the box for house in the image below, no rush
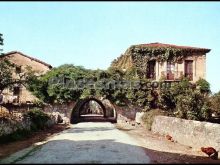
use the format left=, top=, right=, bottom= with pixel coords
left=110, top=42, right=211, bottom=82
left=0, top=51, right=52, bottom=104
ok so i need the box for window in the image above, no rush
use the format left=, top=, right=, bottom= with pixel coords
left=147, top=60, right=156, bottom=79
left=167, top=61, right=175, bottom=72
left=167, top=61, right=175, bottom=80
left=185, top=60, right=193, bottom=81
left=15, top=66, right=21, bottom=74
left=13, top=86, right=20, bottom=96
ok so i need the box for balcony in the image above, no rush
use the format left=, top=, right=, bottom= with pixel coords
left=185, top=73, right=193, bottom=81
left=161, top=71, right=184, bottom=81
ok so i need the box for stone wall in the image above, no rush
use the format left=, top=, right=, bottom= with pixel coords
left=151, top=115, right=220, bottom=156
left=0, top=117, right=31, bottom=137
left=115, top=105, right=142, bottom=125
left=43, top=102, right=76, bottom=124
left=44, top=101, right=141, bottom=125
left=0, top=113, right=56, bottom=138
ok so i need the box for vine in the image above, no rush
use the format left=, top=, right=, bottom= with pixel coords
left=112, top=45, right=207, bottom=78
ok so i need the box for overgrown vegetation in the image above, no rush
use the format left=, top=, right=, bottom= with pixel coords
left=0, top=33, right=3, bottom=54
left=111, top=45, right=210, bottom=78
left=0, top=108, right=50, bottom=144
left=0, top=59, right=36, bottom=91
left=23, top=108, right=50, bottom=131
left=0, top=128, right=31, bottom=144
left=26, top=63, right=217, bottom=122
left=210, top=91, right=220, bottom=116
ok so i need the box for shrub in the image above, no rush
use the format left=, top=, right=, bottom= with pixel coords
left=23, top=108, right=50, bottom=131
left=0, top=129, right=31, bottom=144
left=196, top=78, right=211, bottom=94
left=200, top=102, right=212, bottom=120
left=175, top=89, right=211, bottom=121
left=158, top=88, right=176, bottom=110
left=209, top=91, right=220, bottom=116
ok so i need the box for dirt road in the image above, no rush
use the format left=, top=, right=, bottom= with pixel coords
left=0, top=122, right=150, bottom=164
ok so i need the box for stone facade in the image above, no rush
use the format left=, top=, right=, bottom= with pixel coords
left=154, top=54, right=206, bottom=82
left=111, top=42, right=210, bottom=83
left=43, top=102, right=76, bottom=124
left=0, top=51, right=52, bottom=103
left=151, top=115, right=220, bottom=158
left=0, top=112, right=58, bottom=138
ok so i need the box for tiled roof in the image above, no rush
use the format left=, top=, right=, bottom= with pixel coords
left=137, top=42, right=211, bottom=53
left=0, top=51, right=52, bottom=68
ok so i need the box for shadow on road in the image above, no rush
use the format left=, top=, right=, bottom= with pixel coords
left=8, top=139, right=220, bottom=164
left=77, top=114, right=116, bottom=123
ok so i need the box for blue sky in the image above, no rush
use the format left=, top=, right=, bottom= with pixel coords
left=0, top=2, right=220, bottom=93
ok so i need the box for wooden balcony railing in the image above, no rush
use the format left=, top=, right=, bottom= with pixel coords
left=161, top=71, right=193, bottom=81
left=185, top=73, right=193, bottom=81
left=161, top=71, right=184, bottom=81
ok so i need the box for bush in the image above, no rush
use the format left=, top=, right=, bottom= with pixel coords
left=200, top=102, right=212, bottom=120
left=196, top=78, right=211, bottom=94
left=24, top=108, right=50, bottom=131
left=210, top=91, right=220, bottom=116
left=158, top=88, right=176, bottom=110
left=175, top=89, right=211, bottom=121
left=0, top=129, right=31, bottom=144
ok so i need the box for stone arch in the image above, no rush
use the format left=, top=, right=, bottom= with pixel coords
left=79, top=97, right=107, bottom=117
left=70, top=97, right=117, bottom=124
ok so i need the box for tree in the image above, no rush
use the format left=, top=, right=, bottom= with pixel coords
left=196, top=78, right=211, bottom=94
left=210, top=91, right=220, bottom=116
left=0, top=59, right=14, bottom=91
left=0, top=33, right=3, bottom=54
left=0, top=33, right=3, bottom=43
left=0, top=59, right=37, bottom=91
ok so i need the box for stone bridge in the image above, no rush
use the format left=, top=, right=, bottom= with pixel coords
left=70, top=97, right=117, bottom=124
left=44, top=96, right=140, bottom=125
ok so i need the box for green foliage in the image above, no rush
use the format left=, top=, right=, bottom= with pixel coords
left=200, top=101, right=212, bottom=120
left=0, top=59, right=14, bottom=90
left=0, top=128, right=31, bottom=144
left=0, top=59, right=37, bottom=91
left=0, top=33, right=3, bottom=46
left=27, top=63, right=212, bottom=122
left=129, top=45, right=189, bottom=63
left=0, top=33, right=3, bottom=54
left=0, top=108, right=51, bottom=144
left=157, top=78, right=212, bottom=121
left=23, top=108, right=50, bottom=130
left=158, top=88, right=176, bottom=110
left=196, top=78, right=211, bottom=94
left=209, top=91, right=220, bottom=116
left=175, top=90, right=205, bottom=120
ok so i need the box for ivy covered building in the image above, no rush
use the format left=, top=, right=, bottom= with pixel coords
left=111, top=42, right=211, bottom=82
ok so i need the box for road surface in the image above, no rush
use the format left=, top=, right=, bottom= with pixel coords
left=1, top=122, right=150, bottom=164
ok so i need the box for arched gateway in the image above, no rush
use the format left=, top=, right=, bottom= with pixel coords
left=70, top=97, right=117, bottom=124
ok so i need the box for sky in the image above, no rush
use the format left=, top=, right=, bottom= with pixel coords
left=0, top=2, right=220, bottom=93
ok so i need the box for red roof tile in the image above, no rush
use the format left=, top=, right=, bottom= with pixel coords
left=137, top=42, right=211, bottom=53
left=0, top=51, right=52, bottom=68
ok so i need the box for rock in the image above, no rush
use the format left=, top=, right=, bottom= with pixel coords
left=135, top=112, right=144, bottom=124
left=57, top=114, right=63, bottom=123
left=51, top=112, right=64, bottom=124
